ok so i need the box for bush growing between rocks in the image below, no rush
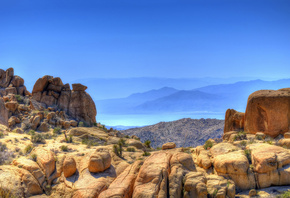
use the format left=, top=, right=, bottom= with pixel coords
left=144, top=140, right=151, bottom=148
left=28, top=130, right=35, bottom=136
left=234, top=131, right=247, bottom=141
left=244, top=149, right=252, bottom=164
left=126, top=147, right=136, bottom=152
left=0, top=142, right=14, bottom=165
left=30, top=153, right=37, bottom=161
left=0, top=186, right=15, bottom=198
left=142, top=151, right=151, bottom=156
left=204, top=140, right=213, bottom=150
left=277, top=191, right=290, bottom=198
left=24, top=144, right=33, bottom=154
left=15, top=95, right=23, bottom=103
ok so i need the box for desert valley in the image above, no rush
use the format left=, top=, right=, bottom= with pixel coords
left=0, top=68, right=290, bottom=197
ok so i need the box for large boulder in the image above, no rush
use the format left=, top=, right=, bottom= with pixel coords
left=32, top=75, right=53, bottom=93
left=224, top=109, right=244, bottom=133
left=244, top=88, right=290, bottom=137
left=247, top=143, right=290, bottom=188
left=169, top=152, right=196, bottom=198
left=133, top=152, right=172, bottom=198
left=99, top=160, right=143, bottom=198
left=214, top=150, right=256, bottom=190
left=63, top=157, right=77, bottom=178
left=0, top=165, right=43, bottom=197
left=88, top=148, right=111, bottom=173
left=0, top=68, right=14, bottom=88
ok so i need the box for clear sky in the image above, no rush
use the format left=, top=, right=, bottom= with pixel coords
left=0, top=0, right=289, bottom=82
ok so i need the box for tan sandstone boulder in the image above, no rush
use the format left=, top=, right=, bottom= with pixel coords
left=88, top=148, right=111, bottom=173
left=162, top=142, right=176, bottom=150
left=98, top=160, right=143, bottom=198
left=63, top=157, right=77, bottom=178
left=244, top=88, right=290, bottom=137
left=224, top=109, right=245, bottom=133
left=133, top=152, right=172, bottom=198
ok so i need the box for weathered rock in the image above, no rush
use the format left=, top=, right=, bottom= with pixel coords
left=184, top=172, right=208, bottom=198
left=169, top=152, right=196, bottom=198
left=126, top=139, right=145, bottom=150
left=214, top=150, right=256, bottom=190
left=244, top=88, right=290, bottom=137
left=279, top=138, right=290, bottom=148
left=68, top=90, right=96, bottom=126
left=255, top=132, right=266, bottom=140
left=0, top=98, right=8, bottom=126
left=88, top=148, right=111, bottom=173
left=206, top=174, right=235, bottom=198
left=12, top=157, right=47, bottom=189
left=31, top=147, right=56, bottom=181
left=133, top=152, right=172, bottom=198
left=10, top=75, right=24, bottom=87
left=70, top=120, right=78, bottom=127
left=32, top=75, right=53, bottom=93
left=284, top=132, right=290, bottom=138
left=99, top=160, right=143, bottom=198
left=37, top=122, right=49, bottom=132
left=5, top=101, right=18, bottom=112
left=0, top=165, right=43, bottom=197
left=224, top=109, right=245, bottom=133
left=210, top=143, right=239, bottom=157
left=72, top=83, right=87, bottom=91
left=31, top=115, right=41, bottom=130
left=63, top=157, right=77, bottom=178
left=197, top=148, right=212, bottom=169
left=0, top=68, right=14, bottom=88
left=162, top=142, right=176, bottom=150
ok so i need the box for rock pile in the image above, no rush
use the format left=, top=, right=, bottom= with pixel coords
left=32, top=76, right=96, bottom=126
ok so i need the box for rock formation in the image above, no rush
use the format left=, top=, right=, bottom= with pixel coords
left=32, top=75, right=96, bottom=126
left=244, top=88, right=290, bottom=137
left=0, top=68, right=29, bottom=96
left=224, top=109, right=244, bottom=133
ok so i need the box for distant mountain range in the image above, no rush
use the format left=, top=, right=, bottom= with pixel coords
left=121, top=118, right=224, bottom=148
left=96, top=78, right=290, bottom=115
left=72, top=77, right=262, bottom=100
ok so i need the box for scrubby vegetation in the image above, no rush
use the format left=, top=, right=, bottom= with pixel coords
left=204, top=140, right=213, bottom=150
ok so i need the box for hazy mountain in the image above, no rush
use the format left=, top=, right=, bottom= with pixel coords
left=97, top=78, right=290, bottom=116
left=121, top=118, right=224, bottom=148
left=72, top=77, right=260, bottom=100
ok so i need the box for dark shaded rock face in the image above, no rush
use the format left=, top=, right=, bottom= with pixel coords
left=32, top=75, right=96, bottom=126
left=0, top=68, right=29, bottom=97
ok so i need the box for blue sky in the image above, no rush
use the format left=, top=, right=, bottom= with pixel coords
left=0, top=0, right=289, bottom=83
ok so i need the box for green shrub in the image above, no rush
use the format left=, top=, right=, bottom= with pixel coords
left=78, top=122, right=84, bottom=127
left=244, top=149, right=252, bottom=163
left=144, top=140, right=151, bottom=148
left=113, top=144, right=121, bottom=157
left=126, top=147, right=136, bottom=152
left=60, top=145, right=69, bottom=152
left=277, top=191, right=290, bottom=198
left=143, top=151, right=151, bottom=156
left=240, top=140, right=247, bottom=147
left=24, top=144, right=33, bottom=154
left=0, top=143, right=7, bottom=152
left=234, top=131, right=247, bottom=141
left=0, top=187, right=16, bottom=198
left=156, top=147, right=162, bottom=150
left=15, top=95, right=23, bottom=103
left=30, top=153, right=37, bottom=161
left=31, top=134, right=45, bottom=143
left=0, top=131, right=4, bottom=138
left=53, top=127, right=62, bottom=135
left=28, top=130, right=35, bottom=136
left=204, top=140, right=213, bottom=150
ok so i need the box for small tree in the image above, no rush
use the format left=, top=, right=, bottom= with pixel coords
left=144, top=140, right=151, bottom=148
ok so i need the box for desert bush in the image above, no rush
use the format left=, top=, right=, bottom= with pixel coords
left=15, top=95, right=23, bottom=103
left=24, top=144, right=33, bottom=154
left=126, top=147, right=136, bottom=152
left=30, top=153, right=37, bottom=161
left=143, top=151, right=151, bottom=156
left=244, top=149, right=252, bottom=164
left=277, top=191, right=290, bottom=198
left=0, top=187, right=16, bottom=198
left=28, top=130, right=35, bottom=136
left=204, top=140, right=213, bottom=150
left=0, top=142, right=14, bottom=165
left=113, top=144, right=121, bottom=157
left=60, top=145, right=69, bottom=152
left=78, top=122, right=84, bottom=127
left=53, top=127, right=62, bottom=136
left=0, top=131, right=4, bottom=138
left=31, top=133, right=45, bottom=143
left=144, top=140, right=151, bottom=148
left=233, top=131, right=247, bottom=141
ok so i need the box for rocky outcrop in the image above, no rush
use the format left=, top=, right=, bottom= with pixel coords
left=32, top=75, right=96, bottom=126
left=0, top=98, right=8, bottom=126
left=224, top=109, right=244, bottom=133
left=244, top=88, right=290, bottom=137
left=162, top=142, right=176, bottom=150
left=0, top=68, right=28, bottom=96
